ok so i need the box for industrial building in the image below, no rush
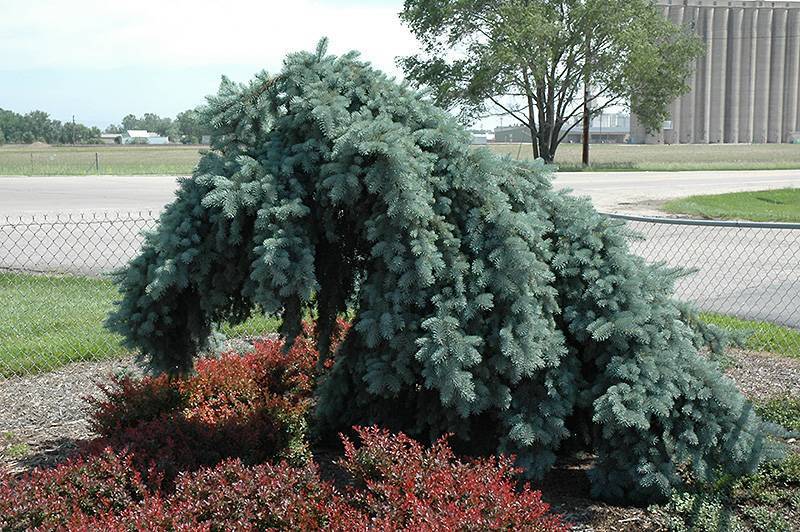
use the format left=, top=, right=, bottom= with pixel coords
left=632, top=0, right=800, bottom=144
left=495, top=113, right=631, bottom=144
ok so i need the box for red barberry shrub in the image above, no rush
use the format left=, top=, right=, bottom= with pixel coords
left=338, top=426, right=570, bottom=531
left=85, top=403, right=288, bottom=486
left=88, top=373, right=183, bottom=436
left=155, top=459, right=358, bottom=530
left=0, top=449, right=157, bottom=531
left=84, top=321, right=341, bottom=483
left=79, top=460, right=361, bottom=531
left=0, top=426, right=568, bottom=531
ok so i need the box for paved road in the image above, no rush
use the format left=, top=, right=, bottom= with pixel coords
left=3, top=169, right=800, bottom=216
left=556, top=169, right=800, bottom=214
left=621, top=219, right=800, bottom=329
left=0, top=175, right=180, bottom=217
left=1, top=171, right=799, bottom=327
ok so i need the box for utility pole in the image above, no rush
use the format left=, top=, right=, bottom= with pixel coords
left=72, top=115, right=76, bottom=146
left=582, top=30, right=591, bottom=167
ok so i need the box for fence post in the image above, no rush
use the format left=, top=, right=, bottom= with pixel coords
left=96, top=153, right=100, bottom=175
left=30, top=153, right=34, bottom=176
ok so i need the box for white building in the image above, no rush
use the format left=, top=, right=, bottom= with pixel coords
left=99, top=133, right=122, bottom=144
left=121, top=130, right=169, bottom=145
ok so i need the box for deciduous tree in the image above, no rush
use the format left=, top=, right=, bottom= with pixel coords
left=398, top=0, right=703, bottom=162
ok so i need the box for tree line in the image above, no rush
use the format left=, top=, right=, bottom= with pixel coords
left=0, top=108, right=210, bottom=146
left=0, top=109, right=102, bottom=145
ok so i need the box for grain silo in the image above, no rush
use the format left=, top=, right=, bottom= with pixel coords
left=631, top=0, right=800, bottom=144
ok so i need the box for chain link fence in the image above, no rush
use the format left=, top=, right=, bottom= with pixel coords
left=0, top=212, right=156, bottom=377
left=607, top=213, right=800, bottom=357
left=1, top=211, right=799, bottom=379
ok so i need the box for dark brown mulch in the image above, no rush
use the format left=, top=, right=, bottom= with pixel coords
left=529, top=456, right=667, bottom=531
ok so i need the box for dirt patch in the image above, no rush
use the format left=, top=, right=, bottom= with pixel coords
left=537, top=456, right=666, bottom=531
left=610, top=199, right=671, bottom=217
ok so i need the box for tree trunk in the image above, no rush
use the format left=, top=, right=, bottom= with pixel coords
left=582, top=95, right=590, bottom=167
left=521, top=68, right=540, bottom=160
left=539, top=143, right=556, bottom=163
left=529, top=128, right=539, bottom=159
left=538, top=121, right=556, bottom=163
left=582, top=30, right=592, bottom=166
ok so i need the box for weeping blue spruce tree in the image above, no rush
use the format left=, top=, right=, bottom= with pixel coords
left=108, top=40, right=764, bottom=503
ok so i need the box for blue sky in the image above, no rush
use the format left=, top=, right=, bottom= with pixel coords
left=0, top=0, right=416, bottom=129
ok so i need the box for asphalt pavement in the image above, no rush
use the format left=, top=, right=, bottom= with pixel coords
left=3, top=169, right=800, bottom=216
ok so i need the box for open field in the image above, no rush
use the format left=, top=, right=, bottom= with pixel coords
left=492, top=142, right=800, bottom=171
left=663, top=188, right=800, bottom=223
left=2, top=143, right=800, bottom=175
left=0, top=273, right=279, bottom=377
left=0, top=144, right=203, bottom=176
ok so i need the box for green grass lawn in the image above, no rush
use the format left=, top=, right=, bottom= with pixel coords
left=0, top=273, right=127, bottom=375
left=662, top=188, right=800, bottom=223
left=700, top=312, right=800, bottom=359
left=0, top=273, right=279, bottom=377
left=2, top=143, right=799, bottom=176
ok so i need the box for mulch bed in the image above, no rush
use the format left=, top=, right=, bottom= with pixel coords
left=1, top=348, right=798, bottom=530
left=724, top=348, right=800, bottom=401
left=0, top=357, right=142, bottom=473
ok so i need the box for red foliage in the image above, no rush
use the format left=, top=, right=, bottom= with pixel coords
left=83, top=321, right=340, bottom=484
left=0, top=449, right=157, bottom=531
left=1, top=319, right=568, bottom=530
left=87, top=373, right=182, bottom=437
left=1, top=427, right=568, bottom=531
left=338, top=426, right=569, bottom=531
left=76, top=459, right=359, bottom=531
